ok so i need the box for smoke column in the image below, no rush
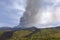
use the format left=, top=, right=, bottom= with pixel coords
left=20, top=0, right=60, bottom=28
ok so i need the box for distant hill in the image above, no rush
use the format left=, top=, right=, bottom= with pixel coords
left=0, top=26, right=38, bottom=31
left=0, top=27, right=12, bottom=31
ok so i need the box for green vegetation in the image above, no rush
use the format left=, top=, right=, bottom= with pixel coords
left=0, top=32, right=3, bottom=36
left=0, top=28, right=60, bottom=40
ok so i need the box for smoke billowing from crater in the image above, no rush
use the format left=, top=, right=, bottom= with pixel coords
left=20, top=0, right=60, bottom=28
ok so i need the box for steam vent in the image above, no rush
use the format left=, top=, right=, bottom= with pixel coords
left=20, top=0, right=60, bottom=28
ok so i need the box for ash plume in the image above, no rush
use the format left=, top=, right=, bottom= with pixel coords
left=20, top=0, right=60, bottom=28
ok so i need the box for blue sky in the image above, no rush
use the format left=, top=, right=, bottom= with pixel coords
left=0, top=0, right=26, bottom=27
left=0, top=0, right=60, bottom=28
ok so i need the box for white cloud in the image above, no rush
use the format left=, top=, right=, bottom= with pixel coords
left=0, top=0, right=60, bottom=28
left=0, top=0, right=27, bottom=27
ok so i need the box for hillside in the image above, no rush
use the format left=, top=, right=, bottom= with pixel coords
left=0, top=28, right=60, bottom=40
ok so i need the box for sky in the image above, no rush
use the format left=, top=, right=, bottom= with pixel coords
left=0, top=0, right=60, bottom=28
left=0, top=0, right=26, bottom=27
left=20, top=0, right=60, bottom=28
left=37, top=0, right=60, bottom=28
